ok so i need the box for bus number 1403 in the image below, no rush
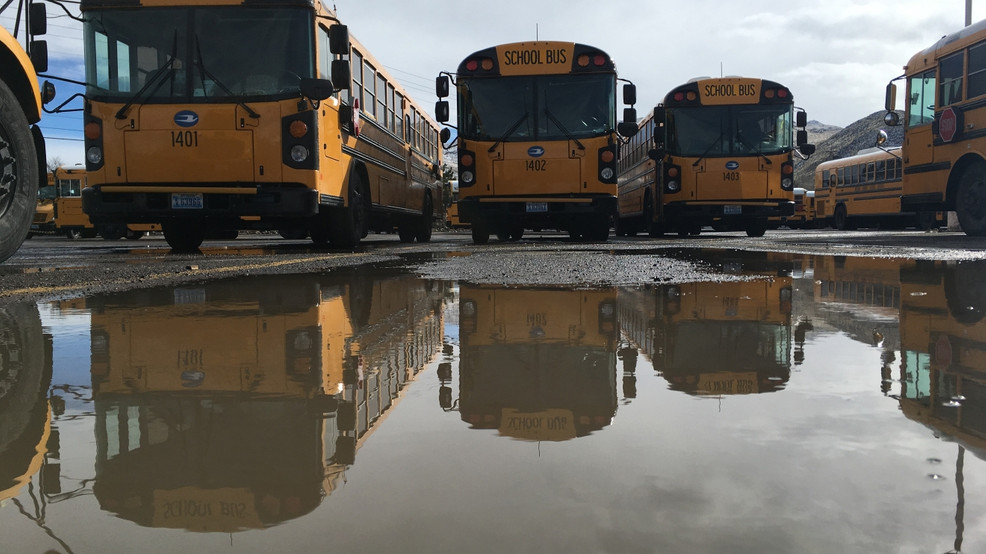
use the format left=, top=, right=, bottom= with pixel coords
left=526, top=160, right=546, bottom=171
left=172, top=130, right=199, bottom=148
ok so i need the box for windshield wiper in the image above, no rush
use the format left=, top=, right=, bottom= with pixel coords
left=691, top=135, right=723, bottom=167
left=543, top=108, right=585, bottom=150
left=192, top=33, right=259, bottom=119
left=735, top=133, right=772, bottom=165
left=115, top=29, right=179, bottom=119
left=487, top=112, right=529, bottom=152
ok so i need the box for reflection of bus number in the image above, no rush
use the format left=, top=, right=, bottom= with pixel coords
left=178, top=349, right=204, bottom=368
left=526, top=160, right=546, bottom=172
left=527, top=312, right=547, bottom=327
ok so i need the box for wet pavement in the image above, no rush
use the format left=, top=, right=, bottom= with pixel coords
left=3, top=250, right=986, bottom=552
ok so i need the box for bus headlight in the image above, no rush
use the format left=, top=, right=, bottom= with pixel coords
left=600, top=167, right=614, bottom=180
left=290, top=145, right=310, bottom=162
left=86, top=146, right=103, bottom=165
left=666, top=180, right=680, bottom=193
left=781, top=177, right=793, bottom=190
left=461, top=171, right=475, bottom=184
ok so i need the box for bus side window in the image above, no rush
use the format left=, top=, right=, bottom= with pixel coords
left=837, top=167, right=844, bottom=186
left=866, top=162, right=875, bottom=182
left=939, top=51, right=964, bottom=106
left=875, top=160, right=885, bottom=182
left=970, top=41, right=986, bottom=98
left=821, top=169, right=829, bottom=188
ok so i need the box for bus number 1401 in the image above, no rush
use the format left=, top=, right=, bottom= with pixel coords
left=172, top=130, right=199, bottom=148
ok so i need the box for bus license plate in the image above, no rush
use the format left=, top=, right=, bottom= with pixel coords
left=172, top=193, right=203, bottom=209
left=526, top=202, right=548, bottom=213
left=723, top=205, right=741, bottom=215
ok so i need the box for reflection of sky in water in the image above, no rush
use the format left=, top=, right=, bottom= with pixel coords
left=39, top=302, right=92, bottom=388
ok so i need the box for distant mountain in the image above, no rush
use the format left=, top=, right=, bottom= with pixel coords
left=805, top=120, right=842, bottom=144
left=794, top=111, right=904, bottom=189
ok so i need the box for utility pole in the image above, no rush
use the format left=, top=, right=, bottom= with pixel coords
left=968, top=0, right=973, bottom=26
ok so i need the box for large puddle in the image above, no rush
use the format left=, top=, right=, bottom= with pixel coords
left=3, top=253, right=985, bottom=552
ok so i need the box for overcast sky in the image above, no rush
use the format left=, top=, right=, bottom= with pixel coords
left=3, top=0, right=982, bottom=166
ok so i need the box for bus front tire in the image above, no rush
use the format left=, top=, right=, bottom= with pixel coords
left=0, top=79, right=39, bottom=263
left=471, top=222, right=490, bottom=244
left=331, top=175, right=369, bottom=248
left=834, top=204, right=849, bottom=231
left=956, top=161, right=986, bottom=236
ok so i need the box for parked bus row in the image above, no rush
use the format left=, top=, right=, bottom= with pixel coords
left=9, top=3, right=986, bottom=260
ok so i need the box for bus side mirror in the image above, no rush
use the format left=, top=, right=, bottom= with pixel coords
left=648, top=146, right=665, bottom=160
left=440, top=128, right=452, bottom=144
left=796, top=129, right=809, bottom=147
left=300, top=78, right=334, bottom=101
left=876, top=129, right=889, bottom=146
left=329, top=24, right=350, bottom=55
left=623, top=83, right=636, bottom=106
left=796, top=110, right=807, bottom=128
left=884, top=111, right=900, bottom=126
left=436, top=76, right=450, bottom=98
left=30, top=41, right=48, bottom=73
left=29, top=3, right=46, bottom=36
left=331, top=59, right=351, bottom=91
left=885, top=82, right=897, bottom=111
left=436, top=100, right=450, bottom=123
left=799, top=144, right=816, bottom=157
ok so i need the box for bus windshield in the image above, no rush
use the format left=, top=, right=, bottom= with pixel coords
left=84, top=7, right=314, bottom=102
left=458, top=73, right=615, bottom=141
left=668, top=105, right=793, bottom=157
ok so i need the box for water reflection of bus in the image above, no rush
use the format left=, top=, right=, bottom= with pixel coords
left=810, top=255, right=904, bottom=350
left=897, top=261, right=986, bottom=445
left=619, top=253, right=793, bottom=395
left=456, top=286, right=618, bottom=440
left=88, top=271, right=445, bottom=531
left=0, top=303, right=53, bottom=503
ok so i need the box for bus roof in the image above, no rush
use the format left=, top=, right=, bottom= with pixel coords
left=905, top=18, right=986, bottom=74
left=815, top=146, right=902, bottom=172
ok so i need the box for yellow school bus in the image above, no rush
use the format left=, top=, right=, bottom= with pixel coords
left=814, top=147, right=942, bottom=230
left=619, top=252, right=794, bottom=395
left=79, top=0, right=442, bottom=251
left=619, top=77, right=814, bottom=237
left=29, top=171, right=56, bottom=236
left=884, top=18, right=986, bottom=235
left=435, top=42, right=638, bottom=243
left=89, top=271, right=445, bottom=530
left=46, top=167, right=161, bottom=239
left=456, top=285, right=618, bottom=440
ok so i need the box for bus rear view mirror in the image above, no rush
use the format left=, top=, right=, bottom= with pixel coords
left=885, top=82, right=897, bottom=111
left=796, top=110, right=807, bottom=128
left=331, top=59, right=351, bottom=91
left=29, top=3, right=46, bottom=36
left=300, top=78, right=334, bottom=101
left=329, top=25, right=349, bottom=55
left=799, top=143, right=816, bottom=157
left=884, top=111, right=900, bottom=126
left=623, top=83, right=636, bottom=106
left=436, top=100, right=449, bottom=123
left=436, top=76, right=450, bottom=98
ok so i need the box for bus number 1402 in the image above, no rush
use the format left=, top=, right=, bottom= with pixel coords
left=172, top=130, right=199, bottom=148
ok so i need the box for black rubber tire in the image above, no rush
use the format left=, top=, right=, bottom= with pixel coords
left=162, top=222, right=206, bottom=252
left=956, top=160, right=986, bottom=236
left=331, top=173, right=369, bottom=248
left=0, top=79, right=39, bottom=263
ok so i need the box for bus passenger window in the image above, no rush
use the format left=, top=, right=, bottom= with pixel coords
left=939, top=51, right=963, bottom=106
left=970, top=42, right=986, bottom=98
